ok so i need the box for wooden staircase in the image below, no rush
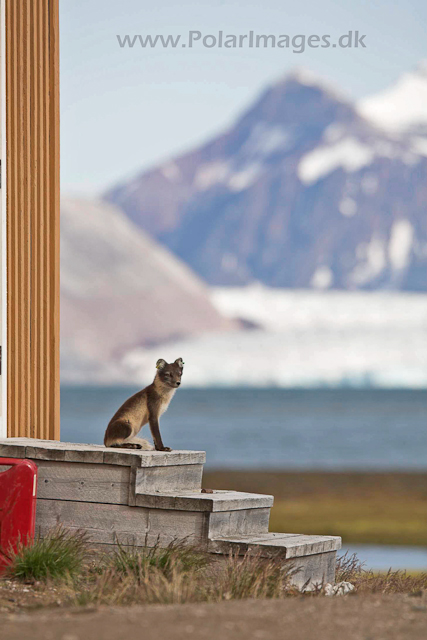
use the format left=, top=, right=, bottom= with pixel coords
left=0, top=438, right=341, bottom=588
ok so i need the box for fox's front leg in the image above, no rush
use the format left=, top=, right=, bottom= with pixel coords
left=148, top=414, right=172, bottom=452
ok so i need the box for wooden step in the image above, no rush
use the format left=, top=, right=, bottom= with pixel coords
left=134, top=489, right=273, bottom=512
left=209, top=533, right=342, bottom=589
left=135, top=489, right=274, bottom=538
left=0, top=437, right=342, bottom=589
left=0, top=438, right=205, bottom=468
left=208, top=532, right=341, bottom=558
left=0, top=438, right=205, bottom=494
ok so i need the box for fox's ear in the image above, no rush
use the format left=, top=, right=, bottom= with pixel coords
left=156, top=359, right=167, bottom=370
left=175, top=358, right=184, bottom=368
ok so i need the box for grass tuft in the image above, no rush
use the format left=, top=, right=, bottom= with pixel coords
left=3, top=527, right=427, bottom=613
left=7, top=526, right=89, bottom=581
left=210, top=552, right=295, bottom=601
left=111, top=539, right=210, bottom=581
left=336, top=551, right=427, bottom=594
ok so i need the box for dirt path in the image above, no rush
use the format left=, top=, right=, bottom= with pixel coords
left=1, top=594, right=426, bottom=640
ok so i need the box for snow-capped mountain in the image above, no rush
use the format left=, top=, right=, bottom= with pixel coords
left=106, top=68, right=427, bottom=291
left=358, top=62, right=427, bottom=138
left=60, top=198, right=234, bottom=382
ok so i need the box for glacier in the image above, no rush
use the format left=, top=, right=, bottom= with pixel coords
left=120, top=287, right=427, bottom=389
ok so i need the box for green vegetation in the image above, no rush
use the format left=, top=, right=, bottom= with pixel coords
left=204, top=471, right=427, bottom=547
left=73, top=545, right=295, bottom=607
left=112, top=539, right=210, bottom=580
left=1, top=528, right=427, bottom=613
left=7, top=527, right=88, bottom=581
left=211, top=551, right=293, bottom=601
left=269, top=497, right=425, bottom=546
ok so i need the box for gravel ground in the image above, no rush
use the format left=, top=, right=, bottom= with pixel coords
left=1, top=594, right=426, bottom=640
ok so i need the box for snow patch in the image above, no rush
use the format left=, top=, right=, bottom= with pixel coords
left=161, top=162, right=181, bottom=182
left=351, top=236, right=386, bottom=285
left=228, top=163, right=262, bottom=191
left=373, top=140, right=397, bottom=159
left=339, top=197, right=357, bottom=217
left=243, top=123, right=290, bottom=156
left=411, top=137, right=427, bottom=157
left=298, top=138, right=374, bottom=185
left=289, top=67, right=325, bottom=86
left=358, top=64, right=427, bottom=134
left=311, top=266, right=333, bottom=289
left=389, top=219, right=414, bottom=270
left=323, top=123, right=345, bottom=144
left=257, top=127, right=289, bottom=155
left=284, top=67, right=346, bottom=98
left=194, top=161, right=229, bottom=190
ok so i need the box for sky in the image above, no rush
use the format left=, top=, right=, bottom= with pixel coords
left=60, top=0, right=426, bottom=195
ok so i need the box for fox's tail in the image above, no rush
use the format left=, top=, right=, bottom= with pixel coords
left=126, top=436, right=154, bottom=451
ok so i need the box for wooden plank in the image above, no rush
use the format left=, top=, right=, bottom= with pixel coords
left=49, top=0, right=61, bottom=440
left=139, top=451, right=206, bottom=467
left=147, top=508, right=206, bottom=543
left=35, top=460, right=131, bottom=505
left=35, top=499, right=206, bottom=546
left=0, top=442, right=26, bottom=458
left=103, top=449, right=142, bottom=467
left=22, top=0, right=31, bottom=436
left=256, top=534, right=342, bottom=558
left=135, top=464, right=203, bottom=494
left=104, top=448, right=206, bottom=468
left=25, top=445, right=66, bottom=461
left=208, top=508, right=270, bottom=538
left=35, top=499, right=150, bottom=546
left=128, top=465, right=137, bottom=507
left=5, top=0, right=60, bottom=439
left=285, top=551, right=337, bottom=590
left=64, top=448, right=105, bottom=464
left=135, top=490, right=273, bottom=512
left=208, top=533, right=342, bottom=559
left=0, top=439, right=205, bottom=467
left=209, top=547, right=337, bottom=590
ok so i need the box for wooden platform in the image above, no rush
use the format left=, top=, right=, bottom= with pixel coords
left=0, top=438, right=341, bottom=589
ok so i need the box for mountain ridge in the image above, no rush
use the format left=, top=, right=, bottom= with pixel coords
left=105, top=67, right=427, bottom=291
left=60, top=197, right=234, bottom=382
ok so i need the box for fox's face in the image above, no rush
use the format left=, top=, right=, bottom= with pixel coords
left=156, top=358, right=184, bottom=388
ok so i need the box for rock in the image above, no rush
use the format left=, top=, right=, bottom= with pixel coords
left=324, top=581, right=355, bottom=596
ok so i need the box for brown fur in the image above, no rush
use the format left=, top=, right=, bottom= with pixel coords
left=104, top=358, right=184, bottom=451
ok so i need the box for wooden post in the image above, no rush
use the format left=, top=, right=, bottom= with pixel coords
left=5, top=0, right=60, bottom=439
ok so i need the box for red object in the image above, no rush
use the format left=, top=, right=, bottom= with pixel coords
left=0, top=458, right=38, bottom=572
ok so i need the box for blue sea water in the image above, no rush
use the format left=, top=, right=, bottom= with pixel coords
left=61, top=387, right=427, bottom=470
left=60, top=386, right=426, bottom=570
left=341, top=545, right=427, bottom=572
